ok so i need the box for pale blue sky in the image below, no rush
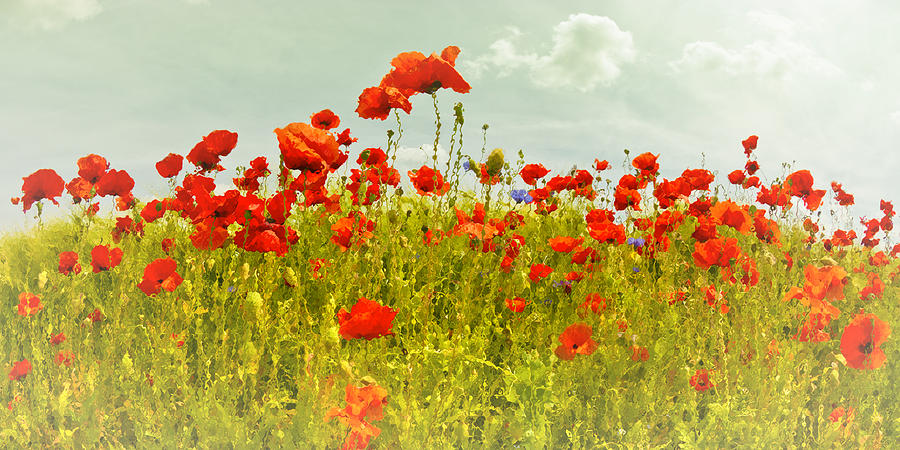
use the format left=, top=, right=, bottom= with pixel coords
left=2, top=1, right=899, bottom=239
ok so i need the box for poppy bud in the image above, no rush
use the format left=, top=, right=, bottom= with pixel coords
left=486, top=148, right=504, bottom=176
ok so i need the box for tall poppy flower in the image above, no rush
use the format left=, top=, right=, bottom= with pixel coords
left=840, top=313, right=890, bottom=370
left=355, top=85, right=413, bottom=120
left=17, top=293, right=42, bottom=317
left=408, top=165, right=449, bottom=196
left=379, top=46, right=471, bottom=97
left=274, top=122, right=341, bottom=172
left=554, top=323, right=598, bottom=360
left=528, top=263, right=553, bottom=283
left=156, top=153, right=184, bottom=178
left=20, top=168, right=65, bottom=212
left=58, top=251, right=81, bottom=275
left=505, top=297, right=528, bottom=313
left=336, top=297, right=398, bottom=340
left=77, top=154, right=109, bottom=183
left=310, top=109, right=340, bottom=130
left=742, top=135, right=758, bottom=156
left=8, top=359, right=31, bottom=381
left=137, top=258, right=184, bottom=296
left=95, top=169, right=135, bottom=198
left=690, top=369, right=713, bottom=392
left=90, top=245, right=124, bottom=273
left=520, top=164, right=550, bottom=185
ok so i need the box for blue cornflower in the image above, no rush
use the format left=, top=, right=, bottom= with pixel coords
left=627, top=237, right=646, bottom=248
left=510, top=189, right=528, bottom=203
left=632, top=267, right=640, bottom=273
left=462, top=160, right=470, bottom=171
left=227, top=285, right=236, bottom=293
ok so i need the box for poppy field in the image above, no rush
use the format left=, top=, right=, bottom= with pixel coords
left=2, top=46, right=899, bottom=448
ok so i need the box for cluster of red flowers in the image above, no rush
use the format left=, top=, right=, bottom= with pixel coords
left=326, top=383, right=389, bottom=450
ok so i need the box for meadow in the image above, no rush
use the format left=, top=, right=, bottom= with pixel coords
left=2, top=46, right=897, bottom=448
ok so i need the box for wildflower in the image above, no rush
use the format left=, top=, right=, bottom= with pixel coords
left=137, top=258, right=184, bottom=296
left=690, top=369, right=713, bottom=392
left=274, top=122, right=341, bottom=172
left=528, top=263, right=553, bottom=283
left=505, top=297, right=528, bottom=313
left=77, top=154, right=109, bottom=183
left=19, top=168, right=65, bottom=212
left=17, top=293, right=42, bottom=317
left=50, top=333, right=66, bottom=345
left=554, top=323, right=598, bottom=360
left=594, top=159, right=609, bottom=171
left=626, top=237, right=646, bottom=248
left=379, top=45, right=471, bottom=97
left=336, top=297, right=398, bottom=340
left=520, top=164, right=550, bottom=185
left=326, top=382, right=389, bottom=450
left=840, top=312, right=890, bottom=370
left=156, top=153, right=184, bottom=178
left=310, top=109, right=340, bottom=130
left=548, top=236, right=584, bottom=253
left=94, top=169, right=135, bottom=198
left=355, top=85, right=412, bottom=120
left=88, top=308, right=104, bottom=323
left=510, top=189, right=533, bottom=204
left=55, top=351, right=75, bottom=367
left=631, top=345, right=649, bottom=362
left=8, top=359, right=31, bottom=381
left=742, top=135, right=758, bottom=156
left=577, top=293, right=607, bottom=318
left=408, top=165, right=449, bottom=196
left=90, top=245, right=124, bottom=273
left=58, top=251, right=81, bottom=275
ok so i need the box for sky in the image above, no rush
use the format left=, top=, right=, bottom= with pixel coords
left=2, top=0, right=898, bottom=241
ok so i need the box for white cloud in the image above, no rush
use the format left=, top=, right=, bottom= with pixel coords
left=394, top=144, right=451, bottom=168
left=669, top=10, right=841, bottom=82
left=6, top=0, right=103, bottom=30
left=465, top=14, right=635, bottom=91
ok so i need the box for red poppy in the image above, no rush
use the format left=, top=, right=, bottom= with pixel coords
left=710, top=200, right=752, bottom=234
left=336, top=128, right=358, bottom=146
left=77, top=154, right=109, bottom=183
left=8, top=359, right=31, bottom=381
left=330, top=211, right=376, bottom=252
left=186, top=130, right=238, bottom=172
left=66, top=177, right=93, bottom=202
left=55, top=351, right=75, bottom=367
left=594, top=159, right=609, bottom=171
left=554, top=323, right=598, bottom=360
left=727, top=170, right=745, bottom=185
left=631, top=152, right=659, bottom=176
left=310, top=109, right=340, bottom=130
left=692, top=237, right=742, bottom=270
left=160, top=238, right=175, bottom=254
left=528, top=263, right=553, bottom=283
left=356, top=85, right=413, bottom=121
left=742, top=135, right=758, bottom=156
left=20, top=168, right=65, bottom=212
left=156, top=153, right=184, bottom=178
left=520, top=164, right=550, bottom=185
left=95, top=169, right=135, bottom=197
left=17, top=292, right=42, bottom=317
left=171, top=333, right=185, bottom=348
left=408, top=165, right=449, bottom=196
left=744, top=160, right=760, bottom=176
left=548, top=236, right=583, bottom=253
left=630, top=345, right=649, bottom=362
left=577, top=293, right=607, bottom=317
left=58, top=251, right=81, bottom=275
left=840, top=313, right=890, bottom=370
left=137, top=258, right=184, bottom=296
left=379, top=46, right=471, bottom=97
left=50, top=332, right=66, bottom=346
left=88, top=308, right=104, bottom=323
left=690, top=369, right=713, bottom=392
left=326, top=382, right=389, bottom=450
left=357, top=147, right=388, bottom=166
left=274, top=122, right=341, bottom=172
left=336, top=297, right=398, bottom=340
left=90, top=245, right=124, bottom=273
left=505, top=297, right=528, bottom=313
